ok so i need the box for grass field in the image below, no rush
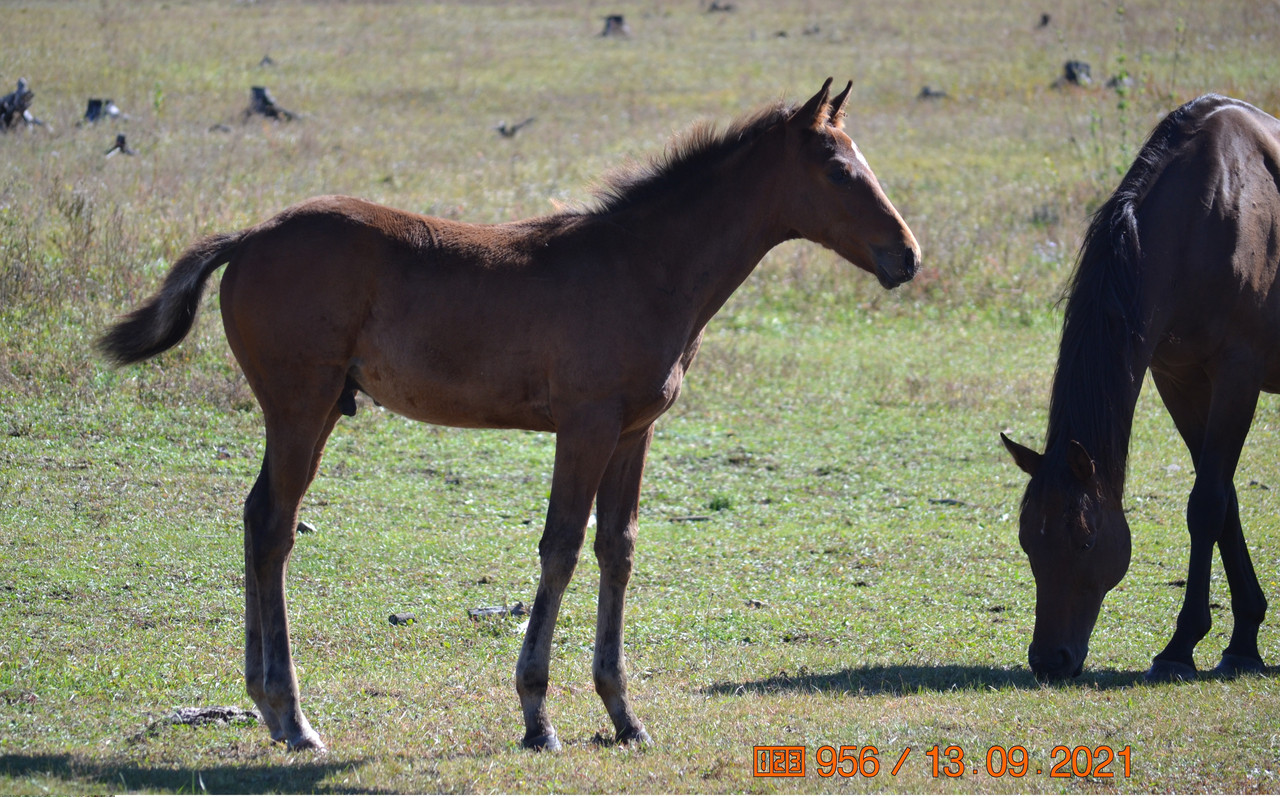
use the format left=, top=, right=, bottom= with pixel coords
left=3, top=0, right=1280, bottom=793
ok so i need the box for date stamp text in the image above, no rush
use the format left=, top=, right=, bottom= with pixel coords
left=752, top=744, right=1132, bottom=779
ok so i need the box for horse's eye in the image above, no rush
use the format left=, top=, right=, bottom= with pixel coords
left=1080, top=536, right=1095, bottom=552
left=826, top=164, right=854, bottom=185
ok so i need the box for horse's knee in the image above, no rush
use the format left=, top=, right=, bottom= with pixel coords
left=593, top=519, right=636, bottom=552
left=538, top=538, right=583, bottom=588
left=1186, top=481, right=1229, bottom=541
left=593, top=522, right=637, bottom=571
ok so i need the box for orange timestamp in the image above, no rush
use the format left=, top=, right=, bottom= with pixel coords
left=753, top=744, right=1133, bottom=779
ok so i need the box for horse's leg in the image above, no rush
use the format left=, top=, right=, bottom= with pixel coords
left=244, top=394, right=343, bottom=751
left=1212, top=484, right=1268, bottom=676
left=243, top=468, right=279, bottom=737
left=516, top=409, right=621, bottom=751
left=1147, top=367, right=1261, bottom=681
left=592, top=424, right=654, bottom=746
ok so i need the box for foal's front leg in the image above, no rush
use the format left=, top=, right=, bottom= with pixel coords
left=516, top=411, right=621, bottom=750
left=592, top=425, right=654, bottom=746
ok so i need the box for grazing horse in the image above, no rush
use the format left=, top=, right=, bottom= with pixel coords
left=1002, top=94, right=1279, bottom=682
left=99, top=79, right=920, bottom=751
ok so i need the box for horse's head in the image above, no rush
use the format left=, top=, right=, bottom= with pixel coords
left=1001, top=433, right=1132, bottom=680
left=779, top=78, right=920, bottom=288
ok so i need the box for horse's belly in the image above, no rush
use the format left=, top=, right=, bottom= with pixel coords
left=355, top=365, right=556, bottom=432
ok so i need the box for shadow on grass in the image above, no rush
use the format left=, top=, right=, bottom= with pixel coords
left=704, top=663, right=1151, bottom=697
left=0, top=752, right=383, bottom=795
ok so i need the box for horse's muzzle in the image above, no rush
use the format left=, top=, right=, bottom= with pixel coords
left=1029, top=644, right=1086, bottom=681
left=874, top=245, right=920, bottom=289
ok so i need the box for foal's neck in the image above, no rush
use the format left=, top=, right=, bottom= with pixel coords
left=601, top=144, right=791, bottom=331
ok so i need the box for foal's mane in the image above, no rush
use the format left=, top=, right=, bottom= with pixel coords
left=1046, top=94, right=1228, bottom=487
left=584, top=101, right=796, bottom=215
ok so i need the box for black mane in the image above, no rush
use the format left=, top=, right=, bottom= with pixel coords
left=1046, top=94, right=1232, bottom=488
left=584, top=101, right=795, bottom=215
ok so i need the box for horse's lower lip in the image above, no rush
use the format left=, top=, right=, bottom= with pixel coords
left=874, top=249, right=919, bottom=288
left=876, top=265, right=910, bottom=289
left=877, top=273, right=903, bottom=289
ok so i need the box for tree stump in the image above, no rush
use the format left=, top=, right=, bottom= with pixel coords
left=600, top=15, right=630, bottom=37
left=0, top=78, right=41, bottom=130
left=244, top=86, right=296, bottom=121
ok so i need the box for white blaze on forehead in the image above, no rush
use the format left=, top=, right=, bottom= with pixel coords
left=850, top=140, right=870, bottom=169
left=833, top=127, right=871, bottom=170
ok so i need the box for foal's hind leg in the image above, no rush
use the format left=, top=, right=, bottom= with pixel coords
left=591, top=425, right=654, bottom=746
left=516, top=409, right=621, bottom=750
left=243, top=393, right=344, bottom=751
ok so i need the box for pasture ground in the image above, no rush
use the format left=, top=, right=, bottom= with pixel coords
left=2, top=0, right=1279, bottom=793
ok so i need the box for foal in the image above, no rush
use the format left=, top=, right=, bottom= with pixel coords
left=101, top=79, right=920, bottom=751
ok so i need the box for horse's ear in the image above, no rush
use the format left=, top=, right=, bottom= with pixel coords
left=796, top=77, right=834, bottom=126
left=827, top=80, right=852, bottom=128
left=1001, top=432, right=1043, bottom=476
left=1067, top=440, right=1096, bottom=482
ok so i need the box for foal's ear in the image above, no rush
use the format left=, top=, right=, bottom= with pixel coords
left=1001, top=432, right=1043, bottom=476
left=827, top=80, right=852, bottom=128
left=1066, top=440, right=1096, bottom=483
left=797, top=77, right=834, bottom=126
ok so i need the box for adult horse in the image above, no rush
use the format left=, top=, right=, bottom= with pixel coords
left=1002, top=94, right=1279, bottom=682
left=99, top=79, right=920, bottom=751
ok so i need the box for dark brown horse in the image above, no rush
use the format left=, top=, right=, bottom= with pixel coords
left=1002, top=94, right=1279, bottom=682
left=99, top=79, right=920, bottom=751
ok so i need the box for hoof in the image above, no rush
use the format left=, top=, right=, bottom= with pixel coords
left=617, top=727, right=652, bottom=747
left=1145, top=658, right=1197, bottom=683
left=1211, top=653, right=1266, bottom=678
left=285, top=726, right=327, bottom=752
left=286, top=733, right=327, bottom=753
left=522, top=731, right=562, bottom=751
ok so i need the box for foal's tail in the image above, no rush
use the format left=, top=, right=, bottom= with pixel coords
left=97, top=230, right=247, bottom=366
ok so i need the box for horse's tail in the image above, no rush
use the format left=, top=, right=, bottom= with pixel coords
left=97, top=230, right=247, bottom=366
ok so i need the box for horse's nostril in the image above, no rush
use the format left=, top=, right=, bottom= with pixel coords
left=903, top=247, right=920, bottom=278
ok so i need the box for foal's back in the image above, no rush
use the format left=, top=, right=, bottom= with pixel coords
left=217, top=195, right=689, bottom=432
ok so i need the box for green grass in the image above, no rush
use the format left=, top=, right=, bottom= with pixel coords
left=3, top=0, right=1280, bottom=793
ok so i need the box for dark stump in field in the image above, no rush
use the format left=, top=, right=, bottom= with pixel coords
left=244, top=86, right=297, bottom=121
left=83, top=98, right=127, bottom=123
left=0, top=78, right=41, bottom=130
left=495, top=116, right=535, bottom=138
left=1053, top=60, right=1092, bottom=88
left=601, top=14, right=630, bottom=37
left=105, top=133, right=136, bottom=156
